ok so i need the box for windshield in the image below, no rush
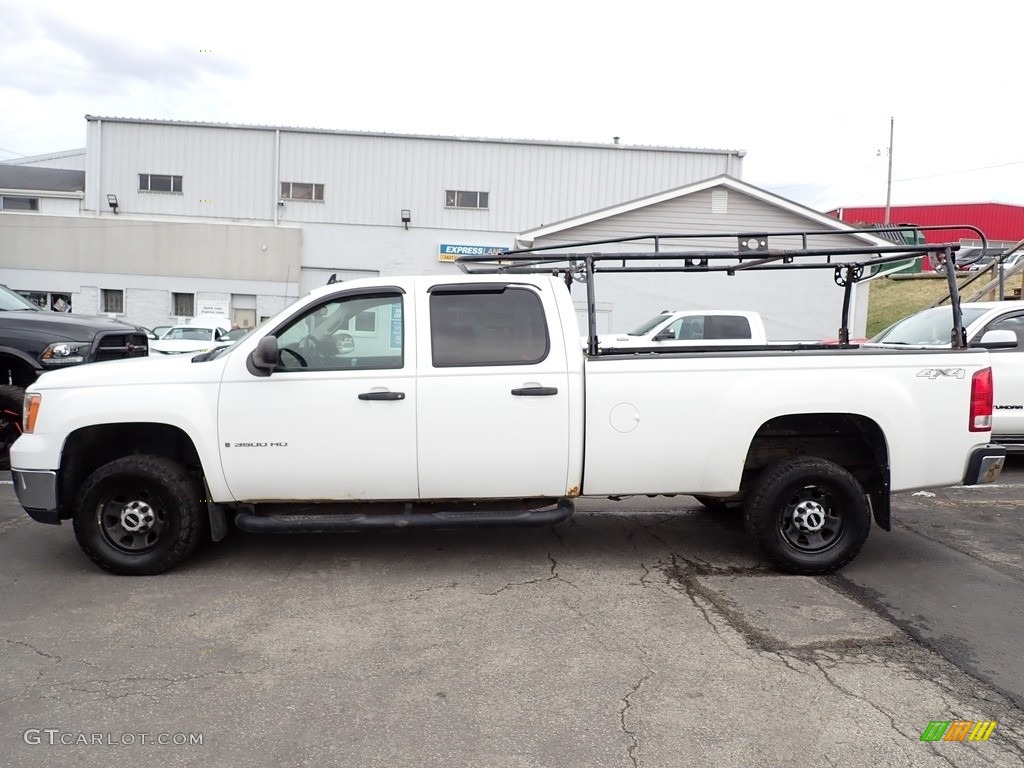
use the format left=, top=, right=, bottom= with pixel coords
left=871, top=306, right=989, bottom=344
left=0, top=284, right=42, bottom=312
left=627, top=314, right=670, bottom=336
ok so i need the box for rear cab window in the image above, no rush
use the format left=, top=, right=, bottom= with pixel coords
left=429, top=286, right=549, bottom=366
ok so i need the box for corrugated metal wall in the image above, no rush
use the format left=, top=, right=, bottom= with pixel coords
left=89, top=120, right=276, bottom=220
left=86, top=118, right=743, bottom=231
left=830, top=204, right=1024, bottom=243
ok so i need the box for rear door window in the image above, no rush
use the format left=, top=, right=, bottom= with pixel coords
left=430, top=287, right=549, bottom=366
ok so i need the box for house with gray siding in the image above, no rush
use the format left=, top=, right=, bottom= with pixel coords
left=519, top=175, right=888, bottom=339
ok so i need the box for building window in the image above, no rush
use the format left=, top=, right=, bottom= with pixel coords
left=172, top=293, right=195, bottom=317
left=19, top=291, right=72, bottom=312
left=445, top=190, right=488, bottom=210
left=343, top=310, right=377, bottom=333
left=139, top=174, right=183, bottom=193
left=281, top=182, right=324, bottom=202
left=101, top=289, right=124, bottom=314
left=1, top=196, right=40, bottom=212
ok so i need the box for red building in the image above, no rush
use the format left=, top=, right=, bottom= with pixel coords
left=829, top=203, right=1024, bottom=246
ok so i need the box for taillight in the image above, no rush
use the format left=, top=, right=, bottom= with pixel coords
left=970, top=368, right=993, bottom=432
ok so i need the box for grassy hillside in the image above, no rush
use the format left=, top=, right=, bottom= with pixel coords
left=866, top=276, right=972, bottom=337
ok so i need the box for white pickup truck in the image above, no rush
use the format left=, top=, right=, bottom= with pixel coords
left=870, top=300, right=1024, bottom=450
left=597, top=309, right=768, bottom=348
left=10, top=230, right=1006, bottom=576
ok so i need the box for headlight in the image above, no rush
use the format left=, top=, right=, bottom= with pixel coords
left=40, top=341, right=90, bottom=365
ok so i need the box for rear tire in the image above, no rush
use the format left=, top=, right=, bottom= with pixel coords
left=0, top=384, right=26, bottom=471
left=72, top=455, right=203, bottom=575
left=743, top=457, right=871, bottom=575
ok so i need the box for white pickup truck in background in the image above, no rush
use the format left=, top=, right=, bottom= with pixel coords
left=10, top=229, right=1006, bottom=577
left=870, top=300, right=1024, bottom=450
left=597, top=309, right=768, bottom=348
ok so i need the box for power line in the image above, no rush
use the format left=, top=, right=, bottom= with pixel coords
left=0, top=147, right=27, bottom=158
left=893, top=158, right=1024, bottom=183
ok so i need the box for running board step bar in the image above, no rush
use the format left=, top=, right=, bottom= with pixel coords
left=233, top=499, right=574, bottom=534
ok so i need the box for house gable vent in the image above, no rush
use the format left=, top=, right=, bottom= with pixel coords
left=711, top=190, right=728, bottom=214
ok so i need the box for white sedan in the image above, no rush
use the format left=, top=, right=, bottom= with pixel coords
left=149, top=325, right=234, bottom=354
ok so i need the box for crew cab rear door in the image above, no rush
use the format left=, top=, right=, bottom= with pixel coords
left=415, top=280, right=573, bottom=499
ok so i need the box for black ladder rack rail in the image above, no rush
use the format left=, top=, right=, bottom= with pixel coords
left=454, top=225, right=985, bottom=354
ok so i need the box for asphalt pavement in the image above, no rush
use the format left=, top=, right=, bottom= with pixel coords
left=1, top=465, right=1023, bottom=767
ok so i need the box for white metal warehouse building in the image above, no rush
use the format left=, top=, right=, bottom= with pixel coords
left=0, top=116, right=890, bottom=338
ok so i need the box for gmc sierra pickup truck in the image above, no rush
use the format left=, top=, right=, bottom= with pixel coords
left=10, top=229, right=1006, bottom=576
left=597, top=309, right=768, bottom=348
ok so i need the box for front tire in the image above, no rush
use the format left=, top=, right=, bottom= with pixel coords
left=0, top=384, right=25, bottom=471
left=744, top=457, right=871, bottom=575
left=72, top=455, right=203, bottom=575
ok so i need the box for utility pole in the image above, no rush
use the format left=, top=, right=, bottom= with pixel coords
left=884, top=116, right=894, bottom=224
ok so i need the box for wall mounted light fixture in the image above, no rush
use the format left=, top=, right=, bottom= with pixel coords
left=106, top=194, right=119, bottom=214
left=401, top=209, right=411, bottom=230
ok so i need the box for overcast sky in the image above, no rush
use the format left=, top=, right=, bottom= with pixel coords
left=1, top=0, right=1021, bottom=213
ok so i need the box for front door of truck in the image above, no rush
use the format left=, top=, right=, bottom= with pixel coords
left=415, top=281, right=574, bottom=499
left=217, top=286, right=418, bottom=502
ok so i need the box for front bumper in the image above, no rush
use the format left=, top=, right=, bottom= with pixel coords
left=963, top=444, right=1007, bottom=486
left=11, top=469, right=60, bottom=524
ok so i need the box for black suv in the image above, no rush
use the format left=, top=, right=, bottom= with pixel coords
left=0, top=285, right=149, bottom=468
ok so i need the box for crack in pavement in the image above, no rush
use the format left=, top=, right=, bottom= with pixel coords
left=547, top=552, right=578, bottom=590
left=2, top=638, right=63, bottom=663
left=407, top=582, right=459, bottom=601
left=36, top=669, right=261, bottom=703
left=807, top=654, right=959, bottom=763
left=619, top=644, right=654, bottom=768
left=662, top=555, right=749, bottom=659
left=0, top=638, right=65, bottom=705
left=638, top=561, right=665, bottom=589
left=486, top=552, right=577, bottom=596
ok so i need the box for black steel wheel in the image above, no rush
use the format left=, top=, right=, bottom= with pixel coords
left=73, top=455, right=203, bottom=575
left=743, top=457, right=871, bottom=575
left=0, top=385, right=25, bottom=472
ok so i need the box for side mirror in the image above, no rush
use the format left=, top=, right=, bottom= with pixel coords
left=246, top=336, right=279, bottom=376
left=652, top=329, right=675, bottom=342
left=973, top=329, right=1018, bottom=350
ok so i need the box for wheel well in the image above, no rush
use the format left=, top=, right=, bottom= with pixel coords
left=57, top=423, right=203, bottom=519
left=742, top=413, right=891, bottom=530
left=0, top=354, right=38, bottom=389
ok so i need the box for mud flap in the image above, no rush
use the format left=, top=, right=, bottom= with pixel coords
left=869, top=488, right=891, bottom=532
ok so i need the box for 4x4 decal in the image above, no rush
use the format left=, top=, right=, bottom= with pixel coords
left=917, top=368, right=966, bottom=380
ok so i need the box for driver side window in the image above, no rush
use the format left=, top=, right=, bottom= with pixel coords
left=275, top=292, right=404, bottom=371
